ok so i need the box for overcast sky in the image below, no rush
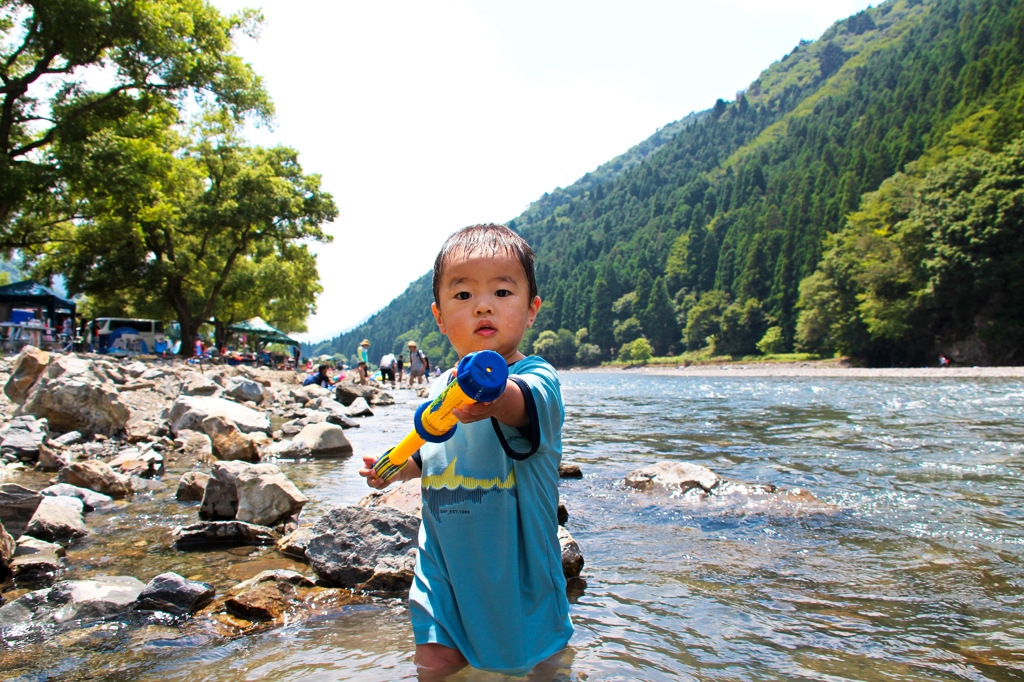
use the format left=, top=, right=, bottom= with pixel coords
left=210, top=0, right=875, bottom=342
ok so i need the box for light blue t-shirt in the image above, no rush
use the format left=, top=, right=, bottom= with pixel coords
left=409, top=355, right=573, bottom=674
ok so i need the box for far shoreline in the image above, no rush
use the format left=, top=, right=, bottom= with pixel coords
left=564, top=359, right=1024, bottom=379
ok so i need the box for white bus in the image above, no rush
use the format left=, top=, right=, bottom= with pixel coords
left=87, top=318, right=168, bottom=354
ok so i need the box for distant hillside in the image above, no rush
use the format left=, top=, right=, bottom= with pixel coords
left=314, top=0, right=1024, bottom=368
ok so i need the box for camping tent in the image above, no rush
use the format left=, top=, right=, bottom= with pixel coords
left=225, top=317, right=299, bottom=347
left=0, top=280, right=76, bottom=323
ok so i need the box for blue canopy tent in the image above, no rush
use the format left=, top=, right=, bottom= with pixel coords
left=0, top=280, right=76, bottom=324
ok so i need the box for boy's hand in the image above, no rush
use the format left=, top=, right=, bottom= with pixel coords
left=452, top=379, right=529, bottom=428
left=360, top=455, right=391, bottom=489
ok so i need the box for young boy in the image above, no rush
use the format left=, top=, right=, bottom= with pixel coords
left=360, top=223, right=573, bottom=677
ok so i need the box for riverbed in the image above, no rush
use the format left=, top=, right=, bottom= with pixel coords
left=3, top=369, right=1023, bottom=681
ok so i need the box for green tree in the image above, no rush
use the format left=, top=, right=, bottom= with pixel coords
left=588, top=275, right=615, bottom=354
left=684, top=290, right=730, bottom=351
left=618, top=337, right=653, bottom=364
left=613, top=316, right=643, bottom=347
left=642, top=276, right=678, bottom=355
left=718, top=297, right=766, bottom=356
left=33, top=110, right=336, bottom=356
left=1, top=0, right=270, bottom=241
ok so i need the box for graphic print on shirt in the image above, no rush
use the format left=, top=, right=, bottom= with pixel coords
left=421, top=457, right=517, bottom=523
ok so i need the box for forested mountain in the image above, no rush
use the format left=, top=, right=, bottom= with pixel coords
left=311, top=0, right=1024, bottom=368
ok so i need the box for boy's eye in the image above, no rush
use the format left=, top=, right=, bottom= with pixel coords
left=495, top=289, right=511, bottom=298
left=455, top=291, right=471, bottom=301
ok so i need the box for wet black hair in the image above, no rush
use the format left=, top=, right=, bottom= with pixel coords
left=431, top=223, right=538, bottom=305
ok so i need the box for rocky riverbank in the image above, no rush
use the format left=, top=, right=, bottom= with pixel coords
left=0, top=347, right=589, bottom=657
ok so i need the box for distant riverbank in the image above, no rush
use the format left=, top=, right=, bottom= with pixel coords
left=569, top=359, right=1024, bottom=378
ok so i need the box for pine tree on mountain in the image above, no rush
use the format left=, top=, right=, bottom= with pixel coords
left=643, top=276, right=679, bottom=355
left=589, top=275, right=616, bottom=356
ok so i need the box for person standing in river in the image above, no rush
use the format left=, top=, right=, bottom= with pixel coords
left=407, top=340, right=428, bottom=387
left=360, top=223, right=572, bottom=678
left=356, top=339, right=370, bottom=384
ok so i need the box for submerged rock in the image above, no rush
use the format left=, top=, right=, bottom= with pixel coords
left=133, top=571, right=215, bottom=616
left=0, top=576, right=146, bottom=637
left=40, top=484, right=113, bottom=512
left=172, top=520, right=281, bottom=550
left=624, top=460, right=836, bottom=514
left=305, top=505, right=419, bottom=593
left=24, top=495, right=89, bottom=544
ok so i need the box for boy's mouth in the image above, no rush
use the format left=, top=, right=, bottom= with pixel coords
left=475, top=322, right=497, bottom=336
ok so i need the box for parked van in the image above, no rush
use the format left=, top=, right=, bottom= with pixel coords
left=87, top=318, right=168, bottom=354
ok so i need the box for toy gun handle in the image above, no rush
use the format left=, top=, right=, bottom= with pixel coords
left=370, top=350, right=508, bottom=481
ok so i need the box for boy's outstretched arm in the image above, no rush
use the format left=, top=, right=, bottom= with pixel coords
left=451, top=378, right=529, bottom=428
left=360, top=454, right=421, bottom=490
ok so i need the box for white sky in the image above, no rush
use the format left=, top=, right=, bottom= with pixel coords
left=210, top=0, right=875, bottom=342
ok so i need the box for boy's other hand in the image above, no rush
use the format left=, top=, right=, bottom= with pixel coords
left=360, top=455, right=391, bottom=489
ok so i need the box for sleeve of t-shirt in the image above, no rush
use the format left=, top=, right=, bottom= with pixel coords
left=490, top=358, right=562, bottom=461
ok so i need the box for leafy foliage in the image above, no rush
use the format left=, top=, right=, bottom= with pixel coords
left=0, top=0, right=271, bottom=243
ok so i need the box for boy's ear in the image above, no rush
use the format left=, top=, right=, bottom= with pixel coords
left=431, top=302, right=446, bottom=334
left=527, top=296, right=541, bottom=328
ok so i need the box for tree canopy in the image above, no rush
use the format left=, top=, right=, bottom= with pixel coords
left=0, top=0, right=271, bottom=246
left=30, top=109, right=336, bottom=354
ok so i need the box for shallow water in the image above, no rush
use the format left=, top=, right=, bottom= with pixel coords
left=3, top=373, right=1024, bottom=681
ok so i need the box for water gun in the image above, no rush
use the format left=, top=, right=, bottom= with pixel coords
left=370, top=350, right=508, bottom=482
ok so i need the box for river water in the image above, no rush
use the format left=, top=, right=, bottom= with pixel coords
left=3, top=371, right=1024, bottom=681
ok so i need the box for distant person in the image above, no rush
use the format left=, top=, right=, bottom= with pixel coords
left=397, top=353, right=405, bottom=383
left=303, top=364, right=332, bottom=388
left=356, top=339, right=370, bottom=384
left=407, top=341, right=429, bottom=386
left=379, top=352, right=397, bottom=388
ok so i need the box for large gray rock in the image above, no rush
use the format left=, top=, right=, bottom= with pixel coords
left=558, top=526, right=584, bottom=579
left=0, top=422, right=47, bottom=462
left=9, top=537, right=65, bottom=586
left=202, top=414, right=259, bottom=462
left=262, top=438, right=311, bottom=460
left=291, top=422, right=352, bottom=458
left=235, top=463, right=308, bottom=527
left=344, top=397, right=374, bottom=418
left=0, top=576, right=146, bottom=634
left=224, top=377, right=265, bottom=404
left=357, top=478, right=422, bottom=517
left=624, top=461, right=721, bottom=494
left=0, top=519, right=14, bottom=578
left=334, top=382, right=393, bottom=407
left=40, top=484, right=113, bottom=512
left=57, top=460, right=132, bottom=498
left=181, top=373, right=220, bottom=397
left=24, top=495, right=89, bottom=544
left=171, top=520, right=281, bottom=550
left=3, top=346, right=51, bottom=403
left=0, top=483, right=44, bottom=538
left=306, top=505, right=419, bottom=592
left=16, top=355, right=131, bottom=436
left=108, top=446, right=164, bottom=478
left=168, top=395, right=271, bottom=435
left=176, top=471, right=212, bottom=502
left=199, top=460, right=251, bottom=520
left=133, top=572, right=215, bottom=615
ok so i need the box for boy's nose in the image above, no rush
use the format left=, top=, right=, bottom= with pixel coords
left=474, top=297, right=493, bottom=315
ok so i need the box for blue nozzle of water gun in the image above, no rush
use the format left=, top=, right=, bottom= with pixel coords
left=455, top=350, right=508, bottom=402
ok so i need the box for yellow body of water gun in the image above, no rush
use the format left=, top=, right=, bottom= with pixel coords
left=371, top=350, right=508, bottom=482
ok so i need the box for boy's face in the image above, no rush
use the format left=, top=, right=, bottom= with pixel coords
left=431, top=247, right=541, bottom=364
